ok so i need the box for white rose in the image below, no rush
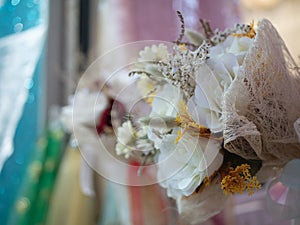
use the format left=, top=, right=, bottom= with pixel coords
left=188, top=36, right=253, bottom=133
left=157, top=130, right=223, bottom=199
left=143, top=83, right=183, bottom=149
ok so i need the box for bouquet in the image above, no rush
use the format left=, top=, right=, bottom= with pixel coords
left=115, top=12, right=300, bottom=224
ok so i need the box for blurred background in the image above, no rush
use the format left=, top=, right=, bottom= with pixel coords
left=0, top=0, right=299, bottom=225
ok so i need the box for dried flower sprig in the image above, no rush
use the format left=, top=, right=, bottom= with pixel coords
left=175, top=101, right=211, bottom=143
left=158, top=41, right=211, bottom=98
left=199, top=18, right=214, bottom=40
left=211, top=21, right=256, bottom=44
left=221, top=164, right=261, bottom=196
left=176, top=11, right=185, bottom=44
left=232, top=20, right=256, bottom=39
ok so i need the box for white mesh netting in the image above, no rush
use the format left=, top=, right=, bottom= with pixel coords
left=223, top=19, right=300, bottom=173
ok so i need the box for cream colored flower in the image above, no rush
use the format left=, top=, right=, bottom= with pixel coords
left=140, top=83, right=184, bottom=150
left=135, top=126, right=155, bottom=154
left=136, top=74, right=156, bottom=101
left=116, top=121, right=137, bottom=158
left=157, top=130, right=223, bottom=199
left=150, top=83, right=183, bottom=118
left=139, top=44, right=168, bottom=62
left=188, top=36, right=253, bottom=133
left=137, top=44, right=169, bottom=77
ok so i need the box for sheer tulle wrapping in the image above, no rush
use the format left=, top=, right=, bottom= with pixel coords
left=223, top=19, right=300, bottom=177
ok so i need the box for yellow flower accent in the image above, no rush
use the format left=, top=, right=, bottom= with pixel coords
left=203, top=176, right=211, bottom=187
left=179, top=44, right=187, bottom=51
left=221, top=164, right=261, bottom=196
left=175, top=101, right=211, bottom=143
left=195, top=173, right=219, bottom=193
left=137, top=76, right=156, bottom=107
left=174, top=129, right=183, bottom=143
left=232, top=20, right=256, bottom=39
left=145, top=92, right=155, bottom=107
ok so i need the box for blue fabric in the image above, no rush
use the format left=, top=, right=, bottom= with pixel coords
left=0, top=1, right=47, bottom=224
left=0, top=0, right=41, bottom=38
left=0, top=56, right=45, bottom=224
left=98, top=182, right=122, bottom=225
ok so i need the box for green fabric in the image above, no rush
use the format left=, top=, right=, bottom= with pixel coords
left=7, top=128, right=65, bottom=225
left=30, top=129, right=65, bottom=225
left=7, top=137, right=47, bottom=225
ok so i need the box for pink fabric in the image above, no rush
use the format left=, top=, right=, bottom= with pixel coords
left=128, top=161, right=144, bottom=225
left=128, top=161, right=170, bottom=225
left=197, top=0, right=240, bottom=30
left=269, top=182, right=289, bottom=204
left=123, top=0, right=241, bottom=42
left=128, top=0, right=178, bottom=41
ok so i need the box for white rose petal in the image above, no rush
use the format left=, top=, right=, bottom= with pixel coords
left=188, top=35, right=253, bottom=133
left=117, top=121, right=136, bottom=145
left=151, top=83, right=183, bottom=118
left=157, top=131, right=223, bottom=199
left=147, top=128, right=164, bottom=149
left=115, top=121, right=137, bottom=158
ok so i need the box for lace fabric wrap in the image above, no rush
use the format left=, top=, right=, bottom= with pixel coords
left=223, top=19, right=300, bottom=176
